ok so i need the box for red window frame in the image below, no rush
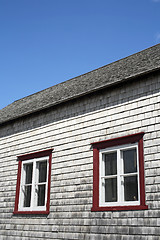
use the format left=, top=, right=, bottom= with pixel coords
left=91, top=133, right=148, bottom=211
left=14, top=149, right=53, bottom=215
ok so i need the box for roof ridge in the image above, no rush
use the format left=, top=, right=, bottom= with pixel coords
left=0, top=43, right=160, bottom=125
left=10, top=43, right=160, bottom=105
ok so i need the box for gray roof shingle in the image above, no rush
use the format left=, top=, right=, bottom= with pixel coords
left=0, top=43, right=160, bottom=125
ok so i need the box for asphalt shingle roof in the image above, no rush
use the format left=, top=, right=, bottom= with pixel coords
left=0, top=43, right=160, bottom=125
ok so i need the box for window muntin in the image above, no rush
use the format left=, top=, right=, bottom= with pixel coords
left=36, top=160, right=48, bottom=206
left=14, top=149, right=52, bottom=215
left=23, top=163, right=33, bottom=207
left=99, top=144, right=140, bottom=207
left=91, top=132, right=148, bottom=211
left=19, top=157, right=49, bottom=212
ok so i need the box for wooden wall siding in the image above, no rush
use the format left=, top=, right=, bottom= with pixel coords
left=0, top=73, right=160, bottom=239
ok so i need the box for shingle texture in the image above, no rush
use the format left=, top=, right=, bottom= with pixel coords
left=0, top=71, right=160, bottom=239
left=0, top=43, right=160, bottom=125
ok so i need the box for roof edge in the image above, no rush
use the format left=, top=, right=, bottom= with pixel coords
left=0, top=65, right=159, bottom=126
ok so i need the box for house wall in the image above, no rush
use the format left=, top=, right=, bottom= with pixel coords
left=0, top=72, right=160, bottom=240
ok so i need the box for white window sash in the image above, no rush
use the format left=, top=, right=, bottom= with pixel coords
left=18, top=156, right=49, bottom=211
left=99, top=143, right=140, bottom=207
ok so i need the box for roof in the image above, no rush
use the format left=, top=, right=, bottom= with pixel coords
left=0, top=43, right=160, bottom=125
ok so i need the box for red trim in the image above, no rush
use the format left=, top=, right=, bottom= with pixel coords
left=46, top=153, right=52, bottom=212
left=14, top=149, right=53, bottom=215
left=91, top=205, right=148, bottom=212
left=138, top=138, right=146, bottom=206
left=13, top=211, right=49, bottom=215
left=91, top=132, right=148, bottom=211
left=18, top=149, right=53, bottom=161
left=93, top=148, right=99, bottom=208
left=14, top=161, right=22, bottom=212
left=91, top=132, right=144, bottom=149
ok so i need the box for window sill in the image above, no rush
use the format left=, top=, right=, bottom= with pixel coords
left=91, top=205, right=148, bottom=211
left=13, top=210, right=49, bottom=215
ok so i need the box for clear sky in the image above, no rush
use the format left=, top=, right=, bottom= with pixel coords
left=0, top=0, right=160, bottom=110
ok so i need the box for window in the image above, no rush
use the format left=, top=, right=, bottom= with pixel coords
left=14, top=149, right=52, bottom=214
left=91, top=133, right=148, bottom=211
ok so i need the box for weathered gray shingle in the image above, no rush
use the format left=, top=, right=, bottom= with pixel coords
left=0, top=43, right=160, bottom=125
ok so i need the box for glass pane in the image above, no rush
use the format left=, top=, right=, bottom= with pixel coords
left=38, top=161, right=47, bottom=183
left=123, top=148, right=137, bottom=173
left=104, top=152, right=117, bottom=176
left=24, top=163, right=33, bottom=184
left=23, top=185, right=32, bottom=207
left=37, top=184, right=46, bottom=206
left=124, top=176, right=138, bottom=201
left=105, top=178, right=117, bottom=202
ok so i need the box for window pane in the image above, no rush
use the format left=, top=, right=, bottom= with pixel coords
left=124, top=176, right=138, bottom=201
left=23, top=186, right=32, bottom=207
left=105, top=178, right=117, bottom=202
left=37, top=185, right=46, bottom=206
left=123, top=148, right=137, bottom=173
left=104, top=152, right=117, bottom=175
left=24, top=163, right=33, bottom=184
left=38, top=161, right=47, bottom=183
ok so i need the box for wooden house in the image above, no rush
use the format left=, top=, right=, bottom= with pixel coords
left=0, top=44, right=160, bottom=240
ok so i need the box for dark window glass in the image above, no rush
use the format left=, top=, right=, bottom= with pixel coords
left=104, top=152, right=117, bottom=176
left=24, top=163, right=33, bottom=184
left=105, top=178, right=117, bottom=202
left=123, top=148, right=137, bottom=174
left=37, top=185, right=46, bottom=206
left=124, top=176, right=138, bottom=201
left=23, top=186, right=32, bottom=207
left=38, top=161, right=47, bottom=183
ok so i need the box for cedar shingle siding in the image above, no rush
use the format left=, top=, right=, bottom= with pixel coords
left=0, top=44, right=160, bottom=239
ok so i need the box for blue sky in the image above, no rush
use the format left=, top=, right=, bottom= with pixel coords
left=0, top=0, right=160, bottom=110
